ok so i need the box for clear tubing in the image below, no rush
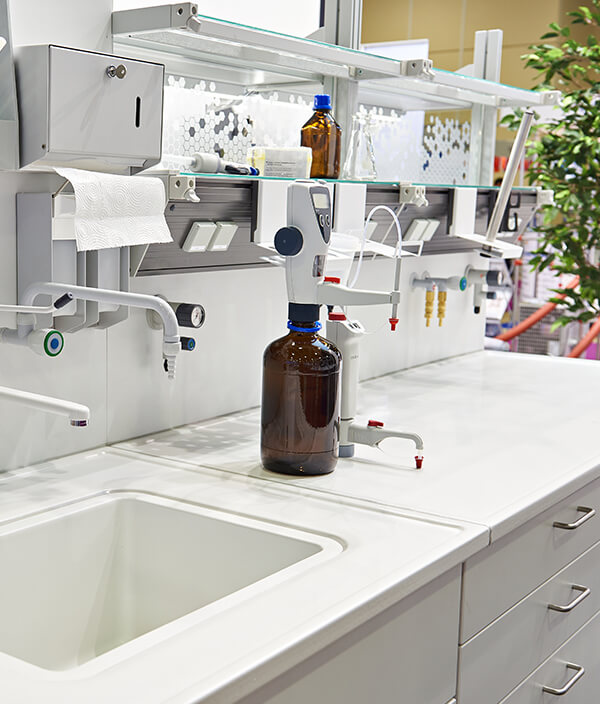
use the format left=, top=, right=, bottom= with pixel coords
left=348, top=204, right=403, bottom=289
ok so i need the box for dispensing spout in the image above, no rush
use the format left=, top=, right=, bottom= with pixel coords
left=345, top=420, right=424, bottom=469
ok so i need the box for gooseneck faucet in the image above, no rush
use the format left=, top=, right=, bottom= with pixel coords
left=0, top=386, right=90, bottom=427
left=19, top=283, right=182, bottom=379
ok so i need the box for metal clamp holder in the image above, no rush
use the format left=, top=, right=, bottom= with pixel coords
left=400, top=58, right=434, bottom=79
left=398, top=182, right=428, bottom=207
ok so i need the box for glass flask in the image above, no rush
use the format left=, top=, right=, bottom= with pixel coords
left=341, top=113, right=377, bottom=181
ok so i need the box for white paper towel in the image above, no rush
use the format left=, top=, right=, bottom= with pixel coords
left=54, top=167, right=173, bottom=252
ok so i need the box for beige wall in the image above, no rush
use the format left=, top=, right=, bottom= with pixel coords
left=362, top=0, right=571, bottom=88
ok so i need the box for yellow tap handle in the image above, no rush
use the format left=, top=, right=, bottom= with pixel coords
left=425, top=289, right=435, bottom=327
left=437, top=290, right=447, bottom=327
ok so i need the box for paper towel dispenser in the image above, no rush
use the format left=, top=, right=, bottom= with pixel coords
left=15, top=45, right=164, bottom=172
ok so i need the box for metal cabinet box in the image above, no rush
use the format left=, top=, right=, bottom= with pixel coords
left=15, top=45, right=164, bottom=171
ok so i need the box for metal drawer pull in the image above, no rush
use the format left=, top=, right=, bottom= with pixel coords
left=542, top=663, right=585, bottom=695
left=548, top=584, right=591, bottom=612
left=553, top=506, right=596, bottom=530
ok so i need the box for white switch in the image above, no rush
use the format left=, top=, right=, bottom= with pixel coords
left=182, top=222, right=217, bottom=253
left=422, top=219, right=440, bottom=241
left=404, top=219, right=429, bottom=242
left=209, top=222, right=238, bottom=252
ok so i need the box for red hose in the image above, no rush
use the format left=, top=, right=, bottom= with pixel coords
left=568, top=317, right=600, bottom=358
left=496, top=275, right=580, bottom=342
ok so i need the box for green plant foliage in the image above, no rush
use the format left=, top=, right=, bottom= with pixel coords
left=501, top=1, right=600, bottom=326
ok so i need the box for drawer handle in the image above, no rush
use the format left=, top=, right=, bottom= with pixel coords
left=548, top=584, right=591, bottom=612
left=542, top=662, right=585, bottom=696
left=553, top=506, right=596, bottom=530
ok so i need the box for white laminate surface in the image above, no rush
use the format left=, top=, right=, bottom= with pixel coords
left=117, top=352, right=600, bottom=540
left=0, top=448, right=486, bottom=703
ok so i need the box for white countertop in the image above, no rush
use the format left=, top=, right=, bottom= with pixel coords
left=118, top=352, right=600, bottom=540
left=0, top=448, right=486, bottom=703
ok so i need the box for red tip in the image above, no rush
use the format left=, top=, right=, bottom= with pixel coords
left=389, top=317, right=399, bottom=331
left=415, top=456, right=423, bottom=469
left=514, top=259, right=523, bottom=266
left=324, top=276, right=341, bottom=284
left=329, top=312, right=347, bottom=321
left=368, top=419, right=384, bottom=428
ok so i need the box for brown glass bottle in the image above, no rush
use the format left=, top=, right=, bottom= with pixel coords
left=261, top=313, right=341, bottom=476
left=300, top=94, right=342, bottom=179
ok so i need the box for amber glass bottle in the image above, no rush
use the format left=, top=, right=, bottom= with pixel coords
left=300, top=94, right=342, bottom=179
left=261, top=304, right=341, bottom=476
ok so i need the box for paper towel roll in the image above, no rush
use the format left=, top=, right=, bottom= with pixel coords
left=54, top=167, right=173, bottom=252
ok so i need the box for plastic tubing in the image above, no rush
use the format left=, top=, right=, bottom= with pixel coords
left=348, top=205, right=403, bottom=289
left=496, top=275, right=580, bottom=342
left=568, top=316, right=600, bottom=358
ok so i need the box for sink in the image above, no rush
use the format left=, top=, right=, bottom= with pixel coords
left=0, top=491, right=340, bottom=672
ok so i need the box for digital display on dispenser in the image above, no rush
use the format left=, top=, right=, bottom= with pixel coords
left=312, top=193, right=329, bottom=210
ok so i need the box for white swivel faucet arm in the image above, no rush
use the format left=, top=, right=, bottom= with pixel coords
left=0, top=385, right=90, bottom=426
left=21, top=283, right=182, bottom=378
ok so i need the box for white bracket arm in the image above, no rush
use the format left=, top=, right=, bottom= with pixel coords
left=317, top=282, right=400, bottom=307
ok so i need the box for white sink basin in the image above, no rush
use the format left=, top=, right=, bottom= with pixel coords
left=0, top=491, right=340, bottom=671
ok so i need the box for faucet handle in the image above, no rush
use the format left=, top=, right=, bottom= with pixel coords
left=180, top=336, right=196, bottom=351
left=53, top=293, right=74, bottom=310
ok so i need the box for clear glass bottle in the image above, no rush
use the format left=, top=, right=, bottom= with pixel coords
left=300, top=94, right=342, bottom=180
left=261, top=306, right=341, bottom=476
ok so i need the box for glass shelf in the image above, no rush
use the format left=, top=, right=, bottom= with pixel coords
left=179, top=171, right=538, bottom=192
left=113, top=3, right=560, bottom=111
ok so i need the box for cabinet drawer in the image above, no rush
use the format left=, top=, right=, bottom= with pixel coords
left=238, top=567, right=461, bottom=704
left=458, top=539, right=600, bottom=704
left=499, top=609, right=600, bottom=704
left=461, top=477, right=600, bottom=642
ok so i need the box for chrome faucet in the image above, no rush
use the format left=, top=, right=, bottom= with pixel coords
left=0, top=385, right=90, bottom=427
left=18, top=283, right=182, bottom=379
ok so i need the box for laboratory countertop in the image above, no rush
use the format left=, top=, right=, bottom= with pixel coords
left=0, top=447, right=486, bottom=704
left=3, top=351, right=598, bottom=703
left=118, top=351, right=600, bottom=541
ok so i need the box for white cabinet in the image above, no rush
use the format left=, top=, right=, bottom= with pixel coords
left=458, top=539, right=600, bottom=704
left=500, top=609, right=600, bottom=704
left=237, top=567, right=461, bottom=704
left=461, top=477, right=600, bottom=642
left=458, top=477, right=600, bottom=704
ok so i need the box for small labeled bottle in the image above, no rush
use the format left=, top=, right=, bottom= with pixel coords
left=261, top=304, right=341, bottom=476
left=300, top=94, right=342, bottom=180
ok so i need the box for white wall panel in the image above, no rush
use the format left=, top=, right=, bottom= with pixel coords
left=106, top=265, right=288, bottom=443
left=9, top=0, right=112, bottom=51
left=349, top=252, right=485, bottom=381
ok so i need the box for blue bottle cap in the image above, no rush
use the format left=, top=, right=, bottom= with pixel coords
left=313, top=94, right=332, bottom=110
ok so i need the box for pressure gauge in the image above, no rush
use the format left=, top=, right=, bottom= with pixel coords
left=175, top=303, right=205, bottom=329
